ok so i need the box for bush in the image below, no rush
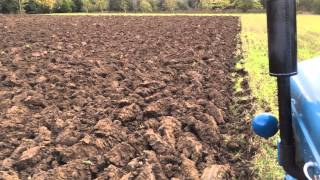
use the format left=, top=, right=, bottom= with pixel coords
left=0, top=0, right=19, bottom=13
left=109, top=0, right=131, bottom=12
left=54, top=0, right=73, bottom=12
left=312, top=0, right=320, bottom=14
left=199, top=0, right=212, bottom=9
left=139, top=0, right=152, bottom=12
left=72, top=0, right=83, bottom=12
left=298, top=0, right=320, bottom=14
left=298, top=0, right=314, bottom=11
left=24, top=0, right=55, bottom=13
left=148, top=0, right=159, bottom=11
left=187, top=0, right=198, bottom=8
left=163, top=0, right=176, bottom=11
left=109, top=0, right=119, bottom=10
left=120, top=0, right=130, bottom=12
left=234, top=0, right=262, bottom=12
left=81, top=0, right=94, bottom=12
left=95, top=0, right=108, bottom=12
left=24, top=0, right=37, bottom=13
left=211, top=0, right=229, bottom=9
left=177, top=0, right=189, bottom=10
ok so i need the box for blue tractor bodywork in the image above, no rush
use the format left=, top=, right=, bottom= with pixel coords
left=290, top=57, right=320, bottom=178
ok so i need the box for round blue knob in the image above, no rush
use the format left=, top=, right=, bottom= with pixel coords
left=252, top=113, right=279, bottom=139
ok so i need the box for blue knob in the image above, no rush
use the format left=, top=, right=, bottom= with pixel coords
left=252, top=113, right=279, bottom=139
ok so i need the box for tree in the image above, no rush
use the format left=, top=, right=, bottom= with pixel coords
left=109, top=0, right=130, bottom=11
left=120, top=0, right=129, bottom=12
left=298, top=0, right=314, bottom=11
left=234, top=0, right=261, bottom=12
left=109, top=0, right=118, bottom=10
left=54, top=0, right=73, bottom=12
left=96, top=0, right=108, bottom=12
left=298, top=0, right=320, bottom=14
left=177, top=0, right=189, bottom=10
left=37, top=0, right=55, bottom=11
left=139, top=0, right=152, bottom=12
left=187, top=0, right=199, bottom=8
left=24, top=0, right=55, bottom=13
left=148, top=0, right=160, bottom=11
left=71, top=0, right=82, bottom=11
left=259, top=0, right=265, bottom=9
left=18, top=0, right=23, bottom=13
left=312, top=0, right=320, bottom=14
left=24, top=0, right=37, bottom=13
left=199, top=0, right=212, bottom=9
left=163, top=0, right=176, bottom=11
left=0, top=0, right=19, bottom=13
left=129, top=0, right=138, bottom=11
left=211, top=0, right=229, bottom=9
left=81, top=0, right=92, bottom=12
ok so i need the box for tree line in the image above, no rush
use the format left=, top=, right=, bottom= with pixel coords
left=0, top=0, right=319, bottom=14
left=0, top=0, right=263, bottom=14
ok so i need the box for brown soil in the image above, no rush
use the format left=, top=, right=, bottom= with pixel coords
left=0, top=16, right=255, bottom=180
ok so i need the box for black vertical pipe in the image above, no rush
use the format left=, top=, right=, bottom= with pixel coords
left=267, top=0, right=297, bottom=76
left=266, top=0, right=307, bottom=179
left=277, top=77, right=306, bottom=179
left=277, top=77, right=294, bottom=145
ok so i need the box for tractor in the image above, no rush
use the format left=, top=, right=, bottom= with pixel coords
left=251, top=0, right=320, bottom=179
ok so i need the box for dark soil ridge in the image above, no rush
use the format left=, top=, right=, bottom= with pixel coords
left=0, top=15, right=255, bottom=179
left=221, top=32, right=258, bottom=179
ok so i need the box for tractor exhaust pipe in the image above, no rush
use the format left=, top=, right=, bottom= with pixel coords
left=266, top=0, right=306, bottom=179
left=267, top=0, right=297, bottom=76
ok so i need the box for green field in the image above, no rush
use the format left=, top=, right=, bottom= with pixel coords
left=50, top=12, right=320, bottom=178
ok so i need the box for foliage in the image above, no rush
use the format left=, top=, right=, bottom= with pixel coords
left=95, top=0, right=108, bottom=12
left=129, top=0, right=138, bottom=11
left=24, top=0, right=55, bottom=13
left=163, top=0, right=176, bottom=11
left=4, top=0, right=306, bottom=14
left=314, top=0, right=320, bottom=14
left=299, top=0, right=320, bottom=14
left=139, top=0, right=152, bottom=12
left=148, top=0, right=159, bottom=11
left=2, top=0, right=320, bottom=14
left=81, top=0, right=91, bottom=12
left=120, top=0, right=129, bottom=12
left=298, top=0, right=314, bottom=11
left=71, top=0, right=82, bottom=11
left=81, top=0, right=107, bottom=12
left=234, top=0, right=262, bottom=12
left=177, top=0, right=189, bottom=10
left=187, top=0, right=198, bottom=8
left=54, top=0, right=73, bottom=12
left=259, top=0, right=265, bottom=9
left=109, top=0, right=131, bottom=12
left=109, top=0, right=119, bottom=10
left=37, top=0, right=55, bottom=10
left=24, top=0, right=37, bottom=13
left=199, top=0, right=211, bottom=9
left=211, top=0, right=229, bottom=9
left=0, top=0, right=19, bottom=13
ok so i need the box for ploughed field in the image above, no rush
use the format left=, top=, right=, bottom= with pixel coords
left=0, top=16, right=254, bottom=179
